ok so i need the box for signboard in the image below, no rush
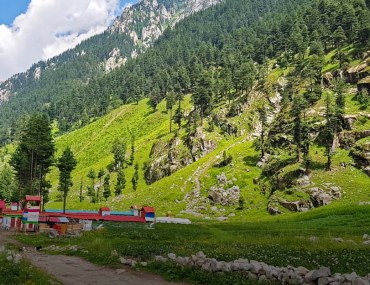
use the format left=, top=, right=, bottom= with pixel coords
left=23, top=211, right=40, bottom=223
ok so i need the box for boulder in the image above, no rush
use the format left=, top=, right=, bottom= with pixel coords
left=208, top=185, right=240, bottom=206
left=305, top=267, right=331, bottom=282
left=268, top=205, right=282, bottom=215
left=354, top=278, right=370, bottom=285
left=168, top=253, right=176, bottom=260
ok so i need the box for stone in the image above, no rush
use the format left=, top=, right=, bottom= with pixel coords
left=296, top=266, right=310, bottom=276
left=309, top=236, right=319, bottom=242
left=248, top=272, right=258, bottom=281
left=201, top=262, right=212, bottom=271
left=258, top=275, right=268, bottom=284
left=363, top=234, right=370, bottom=240
left=210, top=206, right=217, bottom=211
left=155, top=256, right=167, bottom=262
left=267, top=206, right=282, bottom=215
left=216, top=216, right=228, bottom=221
left=221, top=262, right=232, bottom=272
left=208, top=185, right=240, bottom=206
left=343, top=272, right=358, bottom=282
left=354, top=278, right=370, bottom=285
left=363, top=240, right=370, bottom=246
left=168, top=253, right=176, bottom=260
left=318, top=277, right=335, bottom=285
left=196, top=251, right=206, bottom=259
left=140, top=262, right=148, bottom=267
left=115, top=269, right=126, bottom=274
left=305, top=267, right=331, bottom=282
left=239, top=262, right=252, bottom=271
left=297, top=175, right=311, bottom=186
left=176, top=256, right=185, bottom=265
left=332, top=237, right=344, bottom=243
left=250, top=260, right=264, bottom=275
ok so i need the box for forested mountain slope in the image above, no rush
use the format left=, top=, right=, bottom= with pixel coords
left=0, top=0, right=370, bottom=218
left=0, top=0, right=221, bottom=144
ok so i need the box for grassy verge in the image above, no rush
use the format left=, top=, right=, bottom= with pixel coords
left=0, top=250, right=60, bottom=285
left=17, top=205, right=370, bottom=284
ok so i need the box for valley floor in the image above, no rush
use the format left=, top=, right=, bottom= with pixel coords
left=0, top=230, right=186, bottom=285
left=10, top=204, right=370, bottom=285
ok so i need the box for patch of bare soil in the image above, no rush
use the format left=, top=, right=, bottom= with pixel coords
left=1, top=230, right=187, bottom=285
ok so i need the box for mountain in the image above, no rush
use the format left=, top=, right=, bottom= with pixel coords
left=1, top=0, right=369, bottom=218
left=0, top=0, right=221, bottom=144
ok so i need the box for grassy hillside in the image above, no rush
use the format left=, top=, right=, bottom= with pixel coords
left=44, top=60, right=370, bottom=220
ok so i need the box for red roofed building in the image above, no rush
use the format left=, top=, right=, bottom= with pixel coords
left=98, top=207, right=110, bottom=216
left=0, top=200, right=6, bottom=213
left=25, top=195, right=42, bottom=202
left=141, top=206, right=155, bottom=222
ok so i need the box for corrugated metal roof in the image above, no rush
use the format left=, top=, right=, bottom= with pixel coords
left=25, top=195, right=42, bottom=202
left=103, top=216, right=146, bottom=223
left=142, top=206, right=155, bottom=212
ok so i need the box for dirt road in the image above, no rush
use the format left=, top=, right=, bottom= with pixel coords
left=0, top=230, right=187, bottom=285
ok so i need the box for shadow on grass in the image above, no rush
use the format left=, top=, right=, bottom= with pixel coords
left=310, top=160, right=327, bottom=170
left=243, top=155, right=259, bottom=166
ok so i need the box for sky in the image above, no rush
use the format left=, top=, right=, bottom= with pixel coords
left=0, top=0, right=134, bottom=81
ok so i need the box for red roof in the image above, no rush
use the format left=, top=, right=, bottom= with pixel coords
left=141, top=206, right=155, bottom=212
left=99, top=207, right=110, bottom=211
left=102, top=216, right=146, bottom=223
left=25, top=195, right=42, bottom=202
left=0, top=200, right=6, bottom=209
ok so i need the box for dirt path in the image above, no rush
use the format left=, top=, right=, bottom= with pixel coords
left=0, top=230, right=187, bottom=285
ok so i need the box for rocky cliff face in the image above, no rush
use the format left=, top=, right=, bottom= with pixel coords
left=110, top=0, right=222, bottom=49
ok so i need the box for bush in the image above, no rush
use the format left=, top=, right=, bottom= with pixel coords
left=214, top=151, right=233, bottom=167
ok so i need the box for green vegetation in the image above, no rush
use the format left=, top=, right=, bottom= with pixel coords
left=0, top=250, right=60, bottom=285
left=18, top=205, right=370, bottom=283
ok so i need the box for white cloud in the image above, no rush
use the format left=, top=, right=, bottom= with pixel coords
left=0, top=0, right=122, bottom=81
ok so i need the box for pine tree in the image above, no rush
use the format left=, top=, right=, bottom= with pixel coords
left=129, top=131, right=135, bottom=165
left=79, top=178, right=84, bottom=202
left=103, top=174, right=111, bottom=201
left=115, top=168, right=126, bottom=196
left=333, top=26, right=347, bottom=67
left=258, top=105, right=268, bottom=157
left=10, top=113, right=55, bottom=198
left=97, top=169, right=105, bottom=203
left=132, top=163, right=139, bottom=191
left=324, top=92, right=336, bottom=170
left=112, top=139, right=126, bottom=169
left=166, top=91, right=176, bottom=133
left=57, top=147, right=77, bottom=214
left=87, top=169, right=96, bottom=203
left=334, top=79, right=346, bottom=131
left=292, top=94, right=307, bottom=161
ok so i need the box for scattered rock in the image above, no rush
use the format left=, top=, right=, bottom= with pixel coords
left=216, top=216, right=228, bottom=221
left=332, top=237, right=344, bottom=243
left=309, top=236, right=319, bottom=242
left=267, top=206, right=282, bottom=215
left=296, top=175, right=311, bottom=187
left=115, top=269, right=126, bottom=274
left=208, top=185, right=240, bottom=206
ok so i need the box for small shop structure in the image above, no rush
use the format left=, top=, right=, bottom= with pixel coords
left=130, top=205, right=156, bottom=222
left=0, top=197, right=155, bottom=235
